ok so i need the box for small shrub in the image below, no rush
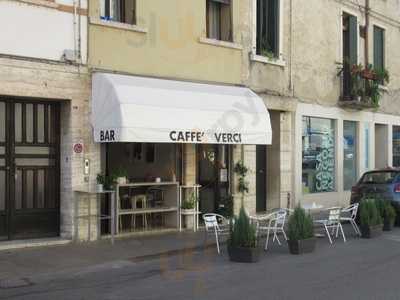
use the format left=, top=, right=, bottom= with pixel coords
left=229, top=207, right=257, bottom=248
left=111, top=166, right=128, bottom=178
left=373, top=196, right=396, bottom=224
left=384, top=202, right=397, bottom=224
left=287, top=206, right=314, bottom=241
left=96, top=173, right=116, bottom=190
left=360, top=199, right=382, bottom=226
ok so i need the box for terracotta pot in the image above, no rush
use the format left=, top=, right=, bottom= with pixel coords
left=361, top=70, right=377, bottom=80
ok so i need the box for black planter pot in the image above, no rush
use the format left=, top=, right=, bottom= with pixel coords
left=227, top=245, right=260, bottom=263
left=383, top=218, right=395, bottom=231
left=360, top=224, right=383, bottom=238
left=287, top=238, right=316, bottom=255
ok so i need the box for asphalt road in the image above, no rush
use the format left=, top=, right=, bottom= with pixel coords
left=1, top=228, right=400, bottom=300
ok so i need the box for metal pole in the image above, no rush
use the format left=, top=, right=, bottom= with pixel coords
left=111, top=191, right=115, bottom=245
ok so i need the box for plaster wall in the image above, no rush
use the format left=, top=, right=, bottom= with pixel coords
left=88, top=0, right=242, bottom=84
left=0, top=0, right=87, bottom=63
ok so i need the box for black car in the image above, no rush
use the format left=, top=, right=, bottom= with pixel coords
left=350, top=168, right=400, bottom=223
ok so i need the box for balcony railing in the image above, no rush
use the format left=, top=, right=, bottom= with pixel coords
left=338, top=64, right=388, bottom=110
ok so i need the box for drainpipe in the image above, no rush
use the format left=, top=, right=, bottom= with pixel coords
left=73, top=0, right=77, bottom=62
left=365, top=0, right=370, bottom=66
left=289, top=0, right=294, bottom=95
left=78, top=0, right=82, bottom=62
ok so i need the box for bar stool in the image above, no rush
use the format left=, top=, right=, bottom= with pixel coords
left=146, top=188, right=164, bottom=227
left=131, top=194, right=147, bottom=230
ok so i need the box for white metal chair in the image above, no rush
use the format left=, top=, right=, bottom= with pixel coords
left=340, top=203, right=360, bottom=236
left=314, top=207, right=346, bottom=244
left=203, top=213, right=230, bottom=254
left=252, top=209, right=288, bottom=250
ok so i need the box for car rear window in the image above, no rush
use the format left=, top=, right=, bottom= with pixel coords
left=361, top=171, right=399, bottom=184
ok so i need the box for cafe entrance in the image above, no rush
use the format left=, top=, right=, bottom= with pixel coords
left=0, top=98, right=60, bottom=240
left=197, top=145, right=231, bottom=215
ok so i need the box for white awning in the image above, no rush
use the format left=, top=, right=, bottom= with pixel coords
left=91, top=73, right=272, bottom=145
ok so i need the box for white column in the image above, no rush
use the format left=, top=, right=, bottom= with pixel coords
left=388, top=125, right=393, bottom=167
left=336, top=119, right=344, bottom=193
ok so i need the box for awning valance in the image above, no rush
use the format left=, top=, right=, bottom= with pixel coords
left=91, top=73, right=272, bottom=145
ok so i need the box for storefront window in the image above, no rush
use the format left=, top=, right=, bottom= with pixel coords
left=343, top=121, right=358, bottom=190
left=393, top=126, right=400, bottom=167
left=302, top=117, right=335, bottom=194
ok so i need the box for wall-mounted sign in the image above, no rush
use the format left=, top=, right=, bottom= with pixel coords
left=95, top=128, right=245, bottom=144
left=73, top=143, right=83, bottom=154
left=169, top=131, right=242, bottom=144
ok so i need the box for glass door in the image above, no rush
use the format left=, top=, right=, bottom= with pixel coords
left=197, top=145, right=230, bottom=215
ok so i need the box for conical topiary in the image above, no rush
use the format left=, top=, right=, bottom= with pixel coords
left=229, top=206, right=257, bottom=248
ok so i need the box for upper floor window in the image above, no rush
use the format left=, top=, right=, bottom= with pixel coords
left=373, top=25, right=385, bottom=73
left=256, top=0, right=280, bottom=58
left=342, top=13, right=358, bottom=98
left=206, top=0, right=232, bottom=42
left=100, top=0, right=136, bottom=25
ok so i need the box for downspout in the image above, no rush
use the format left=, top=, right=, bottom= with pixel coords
left=289, top=0, right=294, bottom=95
left=365, top=0, right=370, bottom=66
left=78, top=0, right=82, bottom=63
left=73, top=0, right=77, bottom=61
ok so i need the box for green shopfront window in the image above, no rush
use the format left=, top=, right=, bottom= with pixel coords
left=393, top=126, right=400, bottom=167
left=343, top=121, right=357, bottom=190
left=302, top=117, right=335, bottom=194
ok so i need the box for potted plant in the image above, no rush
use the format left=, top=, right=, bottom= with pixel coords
left=378, top=200, right=397, bottom=231
left=97, top=173, right=117, bottom=191
left=359, top=199, right=383, bottom=238
left=96, top=173, right=105, bottom=193
left=112, top=167, right=128, bottom=185
left=227, top=206, right=260, bottom=263
left=234, top=161, right=249, bottom=195
left=181, top=192, right=197, bottom=229
left=287, top=206, right=316, bottom=255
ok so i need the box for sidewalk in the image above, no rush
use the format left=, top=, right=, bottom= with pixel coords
left=0, top=223, right=359, bottom=285
left=0, top=230, right=216, bottom=282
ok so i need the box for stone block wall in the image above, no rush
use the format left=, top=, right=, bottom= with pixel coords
left=0, top=57, right=92, bottom=240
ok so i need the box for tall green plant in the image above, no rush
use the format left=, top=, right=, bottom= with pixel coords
left=287, top=206, right=314, bottom=241
left=384, top=202, right=397, bottom=224
left=234, top=161, right=249, bottom=195
left=229, top=207, right=257, bottom=248
left=360, top=199, right=382, bottom=226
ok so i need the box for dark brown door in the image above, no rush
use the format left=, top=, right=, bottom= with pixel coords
left=197, top=145, right=230, bottom=215
left=256, top=145, right=267, bottom=212
left=0, top=98, right=60, bottom=240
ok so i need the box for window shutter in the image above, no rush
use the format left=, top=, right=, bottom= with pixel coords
left=272, top=0, right=280, bottom=56
left=374, top=26, right=384, bottom=70
left=266, top=0, right=279, bottom=56
left=348, top=15, right=358, bottom=66
left=256, top=0, right=264, bottom=54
